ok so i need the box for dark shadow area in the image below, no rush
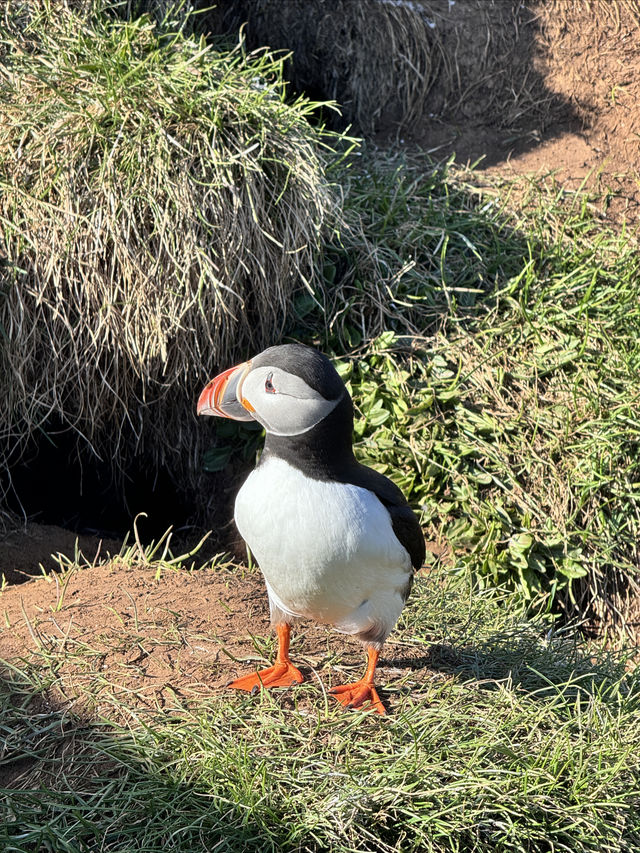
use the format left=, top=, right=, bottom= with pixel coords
left=206, top=0, right=578, bottom=166
left=0, top=668, right=308, bottom=852
left=2, top=420, right=193, bottom=541
left=0, top=417, right=252, bottom=585
left=201, top=0, right=640, bottom=224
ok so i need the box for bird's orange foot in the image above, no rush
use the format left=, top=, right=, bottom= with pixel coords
left=227, top=661, right=304, bottom=694
left=330, top=680, right=386, bottom=715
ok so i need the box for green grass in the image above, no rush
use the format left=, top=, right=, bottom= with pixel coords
left=314, top=153, right=640, bottom=637
left=2, top=26, right=640, bottom=848
left=309, top=149, right=528, bottom=350
left=2, top=560, right=639, bottom=853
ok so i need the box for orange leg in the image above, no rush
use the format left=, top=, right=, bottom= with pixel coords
left=329, top=647, right=386, bottom=715
left=227, top=623, right=304, bottom=693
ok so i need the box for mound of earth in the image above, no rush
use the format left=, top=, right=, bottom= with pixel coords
left=0, top=561, right=272, bottom=713
left=0, top=557, right=439, bottom=720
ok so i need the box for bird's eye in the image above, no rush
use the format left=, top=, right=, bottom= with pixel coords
left=265, top=372, right=276, bottom=394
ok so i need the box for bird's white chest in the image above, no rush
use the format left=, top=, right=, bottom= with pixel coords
left=234, top=456, right=410, bottom=624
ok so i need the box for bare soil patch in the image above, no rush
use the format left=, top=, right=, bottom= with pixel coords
left=401, top=1, right=640, bottom=225
left=0, top=561, right=271, bottom=713
left=0, top=556, right=440, bottom=719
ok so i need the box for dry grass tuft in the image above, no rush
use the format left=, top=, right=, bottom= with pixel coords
left=211, top=0, right=563, bottom=136
left=0, top=2, right=341, bottom=509
left=211, top=0, right=442, bottom=135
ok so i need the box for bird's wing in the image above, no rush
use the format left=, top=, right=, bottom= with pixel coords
left=348, top=463, right=426, bottom=570
left=386, top=502, right=426, bottom=572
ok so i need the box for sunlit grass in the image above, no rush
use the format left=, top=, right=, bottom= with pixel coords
left=310, top=152, right=640, bottom=639
left=2, top=555, right=639, bottom=853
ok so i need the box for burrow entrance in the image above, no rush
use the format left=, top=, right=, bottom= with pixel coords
left=2, top=420, right=199, bottom=564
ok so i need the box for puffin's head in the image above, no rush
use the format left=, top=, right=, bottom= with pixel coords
left=197, top=344, right=347, bottom=437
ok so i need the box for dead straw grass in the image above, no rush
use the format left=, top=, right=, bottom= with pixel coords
left=211, top=0, right=561, bottom=136
left=0, top=2, right=341, bottom=509
left=212, top=0, right=442, bottom=135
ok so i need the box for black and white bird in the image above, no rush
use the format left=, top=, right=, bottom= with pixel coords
left=197, top=343, right=425, bottom=714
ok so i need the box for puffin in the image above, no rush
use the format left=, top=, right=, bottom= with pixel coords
left=197, top=343, right=425, bottom=714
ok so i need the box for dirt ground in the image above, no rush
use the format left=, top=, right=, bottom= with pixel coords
left=399, top=0, right=640, bottom=226
left=0, top=557, right=277, bottom=713
left=0, top=541, right=443, bottom=725
left=2, top=1, right=640, bottom=713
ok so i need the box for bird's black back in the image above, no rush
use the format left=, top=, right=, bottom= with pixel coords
left=261, top=393, right=425, bottom=570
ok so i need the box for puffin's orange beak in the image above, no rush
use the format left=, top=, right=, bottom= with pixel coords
left=197, top=360, right=254, bottom=421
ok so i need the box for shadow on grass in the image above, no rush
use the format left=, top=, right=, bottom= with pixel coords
left=208, top=0, right=578, bottom=164
left=0, top=666, right=302, bottom=853
left=385, top=628, right=638, bottom=710
left=3, top=632, right=640, bottom=853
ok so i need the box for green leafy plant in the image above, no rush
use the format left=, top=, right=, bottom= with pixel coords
left=314, top=153, right=639, bottom=634
left=206, top=150, right=640, bottom=635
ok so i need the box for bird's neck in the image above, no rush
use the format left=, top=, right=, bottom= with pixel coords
left=261, top=393, right=356, bottom=481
